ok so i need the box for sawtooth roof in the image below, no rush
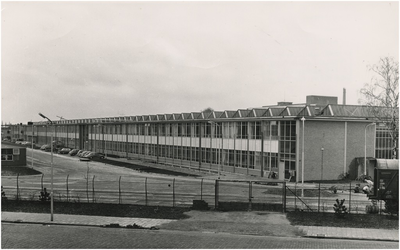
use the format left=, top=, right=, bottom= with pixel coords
left=34, top=104, right=391, bottom=125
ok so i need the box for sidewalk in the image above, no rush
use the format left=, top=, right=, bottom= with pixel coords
left=1, top=212, right=174, bottom=228
left=2, top=211, right=398, bottom=242
left=298, top=225, right=399, bottom=242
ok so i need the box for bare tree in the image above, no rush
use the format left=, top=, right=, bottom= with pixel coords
left=360, top=57, right=399, bottom=159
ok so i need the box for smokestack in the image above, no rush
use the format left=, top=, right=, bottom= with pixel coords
left=343, top=88, right=346, bottom=105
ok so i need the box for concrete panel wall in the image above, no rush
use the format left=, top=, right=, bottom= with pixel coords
left=302, top=120, right=375, bottom=181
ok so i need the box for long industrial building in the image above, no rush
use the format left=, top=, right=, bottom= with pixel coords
left=3, top=95, right=397, bottom=181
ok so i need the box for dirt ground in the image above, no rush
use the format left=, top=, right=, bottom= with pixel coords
left=160, top=210, right=305, bottom=237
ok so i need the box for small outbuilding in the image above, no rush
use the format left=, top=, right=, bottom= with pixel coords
left=1, top=144, right=27, bottom=167
left=368, top=159, right=398, bottom=203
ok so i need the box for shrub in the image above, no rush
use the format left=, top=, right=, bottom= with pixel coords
left=39, top=188, right=50, bottom=202
left=356, top=174, right=372, bottom=182
left=338, top=172, right=349, bottom=180
left=1, top=186, right=7, bottom=201
left=383, top=192, right=399, bottom=216
left=333, top=199, right=348, bottom=218
left=354, top=184, right=361, bottom=193
left=329, top=185, right=338, bottom=194
left=365, top=200, right=379, bottom=214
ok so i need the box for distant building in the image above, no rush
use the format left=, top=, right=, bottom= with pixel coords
left=8, top=95, right=398, bottom=181
left=1, top=125, right=12, bottom=141
left=306, top=95, right=338, bottom=105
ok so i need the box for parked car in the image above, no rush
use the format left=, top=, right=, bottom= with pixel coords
left=58, top=148, right=71, bottom=154
left=80, top=152, right=105, bottom=161
left=75, top=150, right=84, bottom=157
left=40, top=144, right=57, bottom=152
left=78, top=151, right=86, bottom=157
left=77, top=151, right=90, bottom=157
left=78, top=151, right=92, bottom=161
left=86, top=152, right=105, bottom=160
left=68, top=149, right=79, bottom=156
left=21, top=141, right=36, bottom=148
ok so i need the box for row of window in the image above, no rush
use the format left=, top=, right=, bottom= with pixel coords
left=376, top=127, right=397, bottom=159
left=38, top=121, right=281, bottom=139
left=90, top=141, right=280, bottom=170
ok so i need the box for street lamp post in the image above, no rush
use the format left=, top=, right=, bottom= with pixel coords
left=320, top=147, right=324, bottom=181
left=208, top=121, right=221, bottom=177
left=27, top=122, right=34, bottom=169
left=38, top=113, right=54, bottom=221
left=31, top=123, right=34, bottom=169
left=364, top=123, right=376, bottom=175
left=301, top=117, right=305, bottom=197
left=318, top=147, right=324, bottom=213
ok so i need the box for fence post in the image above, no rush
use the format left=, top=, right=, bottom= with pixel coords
left=66, top=175, right=69, bottom=202
left=294, top=182, right=297, bottom=210
left=283, top=181, right=286, bottom=213
left=173, top=178, right=175, bottom=207
left=119, top=176, right=122, bottom=204
left=200, top=178, right=203, bottom=200
left=92, top=175, right=95, bottom=203
left=86, top=172, right=89, bottom=203
left=349, top=182, right=351, bottom=213
left=248, top=181, right=252, bottom=211
left=16, top=173, right=19, bottom=201
left=318, top=183, right=321, bottom=213
left=215, top=179, right=219, bottom=210
left=41, top=174, right=44, bottom=191
left=145, top=178, right=148, bottom=206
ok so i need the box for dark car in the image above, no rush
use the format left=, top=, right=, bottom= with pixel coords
left=58, top=148, right=71, bottom=154
left=86, top=152, right=105, bottom=160
left=68, top=149, right=79, bottom=156
left=40, top=144, right=57, bottom=152
left=80, top=152, right=105, bottom=161
left=40, top=144, right=50, bottom=151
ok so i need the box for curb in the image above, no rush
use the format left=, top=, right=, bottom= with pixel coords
left=302, top=235, right=399, bottom=242
left=1, top=219, right=159, bottom=230
left=2, top=219, right=101, bottom=228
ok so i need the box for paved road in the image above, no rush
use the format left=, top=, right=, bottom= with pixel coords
left=2, top=148, right=371, bottom=210
left=2, top=223, right=398, bottom=249
left=2, top=149, right=217, bottom=206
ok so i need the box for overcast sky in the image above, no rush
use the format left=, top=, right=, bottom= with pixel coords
left=2, top=1, right=399, bottom=124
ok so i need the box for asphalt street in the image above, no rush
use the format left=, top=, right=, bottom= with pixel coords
left=2, top=223, right=398, bottom=249
left=2, top=148, right=371, bottom=210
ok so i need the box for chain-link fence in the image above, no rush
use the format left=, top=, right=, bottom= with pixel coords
left=285, top=182, right=381, bottom=214
left=2, top=174, right=381, bottom=214
left=2, top=173, right=216, bottom=208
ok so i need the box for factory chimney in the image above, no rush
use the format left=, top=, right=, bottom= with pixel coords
left=343, top=88, right=346, bottom=105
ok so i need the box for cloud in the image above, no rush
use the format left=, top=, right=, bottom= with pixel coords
left=1, top=1, right=398, bottom=123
